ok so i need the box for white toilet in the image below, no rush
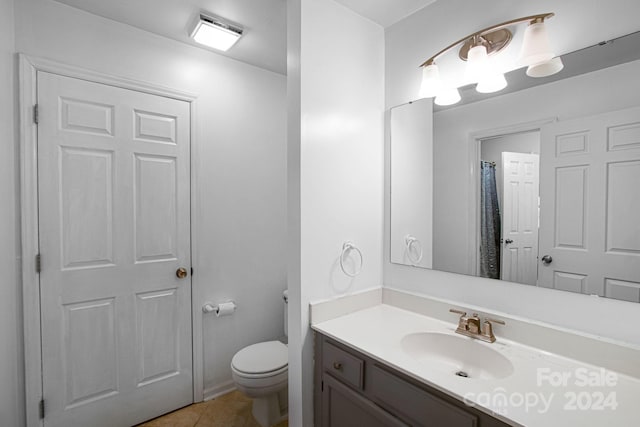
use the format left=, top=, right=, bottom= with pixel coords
left=231, top=290, right=288, bottom=427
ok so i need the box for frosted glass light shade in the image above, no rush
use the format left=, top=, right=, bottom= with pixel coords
left=434, top=87, right=461, bottom=106
left=191, top=20, right=242, bottom=51
left=466, top=45, right=490, bottom=83
left=476, top=73, right=507, bottom=93
left=419, top=64, right=443, bottom=98
left=527, top=56, right=564, bottom=77
left=518, top=22, right=554, bottom=66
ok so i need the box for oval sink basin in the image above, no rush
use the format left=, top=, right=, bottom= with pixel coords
left=400, top=332, right=514, bottom=380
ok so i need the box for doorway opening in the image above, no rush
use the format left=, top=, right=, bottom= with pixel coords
left=478, top=130, right=540, bottom=285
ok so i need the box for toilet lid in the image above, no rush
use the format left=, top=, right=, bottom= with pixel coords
left=232, top=341, right=288, bottom=374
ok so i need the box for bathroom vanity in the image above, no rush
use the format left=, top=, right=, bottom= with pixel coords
left=310, top=291, right=640, bottom=427
left=314, top=332, right=510, bottom=426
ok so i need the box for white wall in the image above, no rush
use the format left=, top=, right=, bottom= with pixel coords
left=12, top=0, right=287, bottom=415
left=0, top=0, right=25, bottom=425
left=286, top=0, right=303, bottom=424
left=287, top=0, right=385, bottom=424
left=385, top=0, right=640, bottom=345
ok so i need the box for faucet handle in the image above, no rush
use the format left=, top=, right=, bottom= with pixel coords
left=481, top=317, right=505, bottom=343
left=450, top=309, right=469, bottom=333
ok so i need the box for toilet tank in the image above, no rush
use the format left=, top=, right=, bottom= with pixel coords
left=283, top=290, right=288, bottom=338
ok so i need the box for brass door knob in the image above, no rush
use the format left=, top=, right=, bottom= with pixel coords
left=176, top=267, right=188, bottom=279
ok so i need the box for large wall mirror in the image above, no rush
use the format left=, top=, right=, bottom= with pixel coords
left=390, top=31, right=640, bottom=302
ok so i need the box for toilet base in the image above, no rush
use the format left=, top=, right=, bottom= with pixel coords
left=250, top=386, right=288, bottom=427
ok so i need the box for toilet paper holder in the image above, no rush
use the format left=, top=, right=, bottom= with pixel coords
left=203, top=301, right=237, bottom=316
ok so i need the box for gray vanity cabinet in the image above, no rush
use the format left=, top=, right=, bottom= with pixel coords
left=315, top=333, right=512, bottom=427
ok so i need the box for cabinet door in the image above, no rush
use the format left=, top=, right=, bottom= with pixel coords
left=322, top=374, right=407, bottom=427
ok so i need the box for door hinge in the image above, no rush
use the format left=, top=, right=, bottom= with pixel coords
left=35, top=254, right=41, bottom=273
left=39, top=399, right=45, bottom=419
left=33, top=104, right=39, bottom=125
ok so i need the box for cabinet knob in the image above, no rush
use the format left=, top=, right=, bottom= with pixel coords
left=333, top=362, right=343, bottom=371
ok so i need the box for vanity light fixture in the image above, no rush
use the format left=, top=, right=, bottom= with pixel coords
left=190, top=13, right=243, bottom=51
left=419, top=13, right=564, bottom=105
left=434, top=87, right=461, bottom=106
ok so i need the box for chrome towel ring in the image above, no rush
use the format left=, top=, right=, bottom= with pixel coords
left=340, top=241, right=363, bottom=277
left=405, top=235, right=423, bottom=265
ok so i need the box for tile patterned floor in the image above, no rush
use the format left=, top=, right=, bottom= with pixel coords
left=136, top=390, right=288, bottom=427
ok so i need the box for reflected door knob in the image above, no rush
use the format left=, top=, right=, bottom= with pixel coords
left=504, top=239, right=514, bottom=244
left=541, top=255, right=553, bottom=265
left=176, top=267, right=188, bottom=279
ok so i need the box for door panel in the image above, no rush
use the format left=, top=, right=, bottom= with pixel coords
left=553, top=271, right=587, bottom=293
left=64, top=298, right=118, bottom=407
left=136, top=289, right=180, bottom=386
left=134, top=154, right=179, bottom=262
left=606, top=160, right=640, bottom=253
left=134, top=109, right=177, bottom=144
left=607, top=121, right=640, bottom=151
left=554, top=165, right=588, bottom=249
left=539, top=106, right=640, bottom=301
left=60, top=147, right=115, bottom=269
left=38, top=71, right=192, bottom=427
left=60, top=97, right=115, bottom=136
left=605, top=278, right=640, bottom=302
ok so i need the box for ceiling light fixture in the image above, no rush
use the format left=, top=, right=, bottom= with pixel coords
left=190, top=13, right=243, bottom=51
left=419, top=13, right=563, bottom=105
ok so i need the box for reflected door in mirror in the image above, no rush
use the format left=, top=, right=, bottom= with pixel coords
left=538, top=106, right=640, bottom=301
left=501, top=152, right=540, bottom=285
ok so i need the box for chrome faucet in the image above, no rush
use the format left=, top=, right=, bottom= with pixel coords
left=449, top=309, right=505, bottom=343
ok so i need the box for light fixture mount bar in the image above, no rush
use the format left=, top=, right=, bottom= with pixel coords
left=419, top=12, right=554, bottom=67
left=459, top=29, right=512, bottom=61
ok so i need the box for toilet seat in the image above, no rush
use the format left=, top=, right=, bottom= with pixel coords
left=231, top=341, right=288, bottom=376
left=232, top=365, right=288, bottom=380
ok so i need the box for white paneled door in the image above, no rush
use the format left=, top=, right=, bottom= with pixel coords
left=37, top=72, right=192, bottom=426
left=500, top=152, right=540, bottom=286
left=539, top=106, right=640, bottom=301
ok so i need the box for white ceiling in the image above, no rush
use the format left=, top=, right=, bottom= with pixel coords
left=53, top=0, right=287, bottom=74
left=334, top=0, right=437, bottom=27
left=53, top=0, right=438, bottom=76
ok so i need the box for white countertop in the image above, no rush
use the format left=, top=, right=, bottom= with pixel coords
left=311, top=304, right=640, bottom=427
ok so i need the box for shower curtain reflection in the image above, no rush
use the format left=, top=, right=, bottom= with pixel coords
left=480, top=161, right=501, bottom=279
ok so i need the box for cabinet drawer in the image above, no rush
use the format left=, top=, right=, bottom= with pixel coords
left=322, top=341, right=364, bottom=390
left=369, top=364, right=478, bottom=427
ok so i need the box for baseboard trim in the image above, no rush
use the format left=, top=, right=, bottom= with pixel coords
left=203, top=380, right=236, bottom=401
